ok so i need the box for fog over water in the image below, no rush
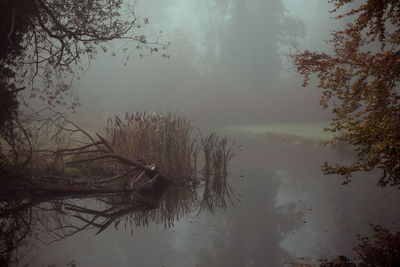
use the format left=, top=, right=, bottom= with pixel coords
left=74, top=0, right=336, bottom=128
left=24, top=137, right=400, bottom=266
left=15, top=0, right=400, bottom=266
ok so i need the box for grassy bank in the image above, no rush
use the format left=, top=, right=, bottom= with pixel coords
left=223, top=122, right=333, bottom=146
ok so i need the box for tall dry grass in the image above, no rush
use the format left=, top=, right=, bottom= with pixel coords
left=0, top=111, right=240, bottom=244
left=103, top=112, right=197, bottom=181
left=102, top=112, right=239, bottom=217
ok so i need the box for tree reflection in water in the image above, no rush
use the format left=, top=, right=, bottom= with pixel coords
left=282, top=223, right=400, bottom=267
left=0, top=114, right=239, bottom=266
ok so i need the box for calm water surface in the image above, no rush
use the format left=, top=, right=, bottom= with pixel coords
left=15, top=132, right=400, bottom=266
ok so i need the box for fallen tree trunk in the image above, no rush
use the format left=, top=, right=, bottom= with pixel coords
left=1, top=109, right=238, bottom=215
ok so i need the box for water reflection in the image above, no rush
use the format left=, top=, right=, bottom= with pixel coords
left=188, top=135, right=400, bottom=267
left=3, top=128, right=400, bottom=266
left=190, top=139, right=305, bottom=266
left=0, top=134, right=238, bottom=266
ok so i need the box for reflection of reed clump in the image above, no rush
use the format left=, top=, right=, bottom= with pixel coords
left=94, top=112, right=239, bottom=211
left=0, top=111, right=239, bottom=266
left=61, top=112, right=239, bottom=229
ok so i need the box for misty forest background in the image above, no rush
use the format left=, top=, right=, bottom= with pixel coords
left=57, top=0, right=326, bottom=127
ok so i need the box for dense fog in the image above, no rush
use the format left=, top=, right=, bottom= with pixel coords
left=73, top=0, right=339, bottom=128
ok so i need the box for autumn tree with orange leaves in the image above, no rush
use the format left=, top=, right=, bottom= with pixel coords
left=292, top=0, right=400, bottom=187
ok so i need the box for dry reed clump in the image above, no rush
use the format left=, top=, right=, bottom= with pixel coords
left=1, top=110, right=239, bottom=224
left=103, top=112, right=198, bottom=182
left=0, top=111, right=240, bottom=253
left=200, top=133, right=237, bottom=212
left=101, top=112, right=239, bottom=215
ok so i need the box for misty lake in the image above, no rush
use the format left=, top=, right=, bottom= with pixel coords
left=6, top=123, right=399, bottom=267
left=2, top=0, right=399, bottom=266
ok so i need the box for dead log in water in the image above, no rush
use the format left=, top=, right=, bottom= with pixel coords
left=1, top=109, right=238, bottom=216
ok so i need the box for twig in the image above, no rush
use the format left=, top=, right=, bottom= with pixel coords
left=7, top=8, right=15, bottom=44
